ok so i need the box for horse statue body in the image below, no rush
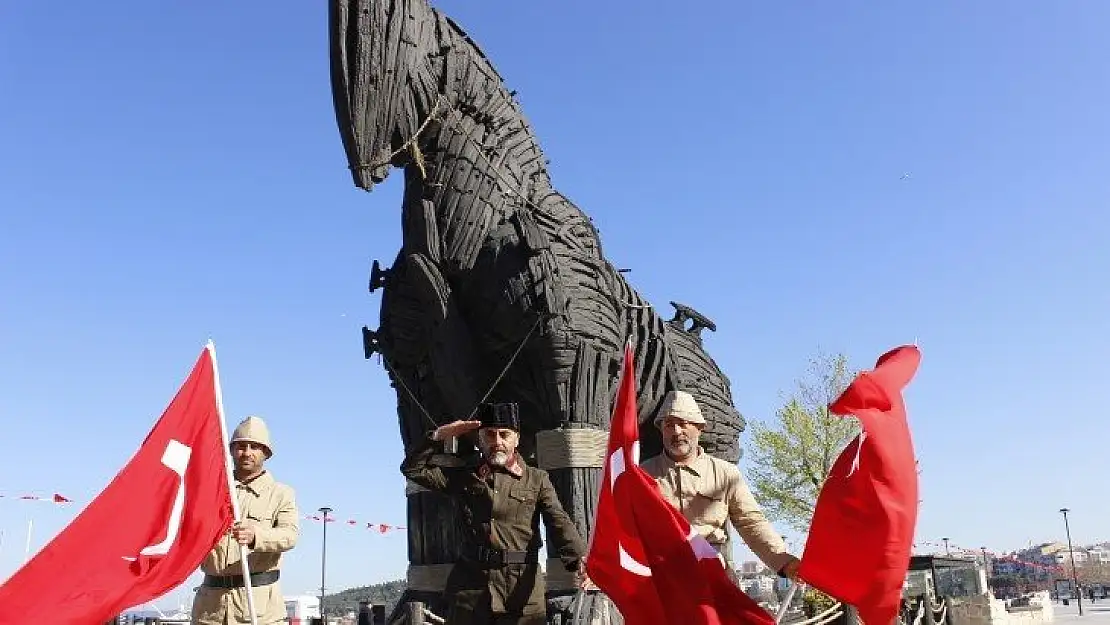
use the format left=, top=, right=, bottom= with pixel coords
left=328, top=0, right=747, bottom=621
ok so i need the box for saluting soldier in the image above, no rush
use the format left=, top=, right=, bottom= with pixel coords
left=641, top=391, right=800, bottom=584
left=192, top=416, right=300, bottom=625
left=401, top=402, right=589, bottom=625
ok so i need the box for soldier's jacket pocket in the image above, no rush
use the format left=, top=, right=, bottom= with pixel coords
left=508, top=487, right=538, bottom=504
left=691, top=491, right=728, bottom=520
left=694, top=485, right=727, bottom=505
left=247, top=511, right=276, bottom=527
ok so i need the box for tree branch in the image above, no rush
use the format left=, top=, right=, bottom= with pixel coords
left=744, top=350, right=861, bottom=532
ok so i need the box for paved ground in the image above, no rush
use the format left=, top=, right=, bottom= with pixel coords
left=1051, top=602, right=1110, bottom=623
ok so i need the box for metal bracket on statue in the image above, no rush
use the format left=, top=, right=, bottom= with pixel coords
left=668, top=301, right=717, bottom=337
left=368, top=259, right=390, bottom=293
left=362, top=326, right=381, bottom=360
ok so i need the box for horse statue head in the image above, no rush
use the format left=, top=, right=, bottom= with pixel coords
left=329, top=0, right=529, bottom=193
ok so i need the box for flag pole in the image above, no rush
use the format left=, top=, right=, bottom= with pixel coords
left=207, top=340, right=260, bottom=625
left=585, top=339, right=632, bottom=558
left=23, top=519, right=32, bottom=563
left=775, top=581, right=799, bottom=624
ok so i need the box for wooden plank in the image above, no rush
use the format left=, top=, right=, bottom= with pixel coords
left=401, top=197, right=442, bottom=264
left=406, top=601, right=425, bottom=625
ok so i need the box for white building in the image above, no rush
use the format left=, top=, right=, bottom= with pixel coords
left=285, top=595, right=321, bottom=624
left=742, top=575, right=776, bottom=600
left=1054, top=549, right=1089, bottom=565
left=739, top=560, right=763, bottom=576
left=1087, top=545, right=1110, bottom=564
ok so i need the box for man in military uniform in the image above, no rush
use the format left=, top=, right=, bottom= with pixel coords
left=401, top=402, right=589, bottom=625
left=192, top=416, right=300, bottom=625
left=641, top=391, right=800, bottom=585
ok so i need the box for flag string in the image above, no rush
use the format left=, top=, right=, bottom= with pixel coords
left=914, top=539, right=1066, bottom=572
left=0, top=493, right=72, bottom=504
left=301, top=514, right=406, bottom=535
left=0, top=494, right=1082, bottom=554
left=0, top=492, right=405, bottom=534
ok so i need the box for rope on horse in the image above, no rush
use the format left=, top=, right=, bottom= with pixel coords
left=777, top=594, right=843, bottom=625
left=914, top=599, right=927, bottom=625
left=535, top=428, right=609, bottom=470
left=377, top=314, right=543, bottom=431
left=796, top=602, right=844, bottom=625
left=931, top=601, right=947, bottom=625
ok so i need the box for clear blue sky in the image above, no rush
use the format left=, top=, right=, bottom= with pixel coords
left=2, top=0, right=1108, bottom=609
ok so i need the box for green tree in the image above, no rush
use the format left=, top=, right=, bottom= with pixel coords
left=746, top=351, right=861, bottom=533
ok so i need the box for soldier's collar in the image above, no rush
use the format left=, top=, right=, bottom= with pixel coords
left=476, top=453, right=525, bottom=479
left=236, top=470, right=272, bottom=495
left=664, top=447, right=709, bottom=476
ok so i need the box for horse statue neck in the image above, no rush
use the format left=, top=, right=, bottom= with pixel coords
left=388, top=11, right=553, bottom=200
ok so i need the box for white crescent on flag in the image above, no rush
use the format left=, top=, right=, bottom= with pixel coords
left=608, top=439, right=652, bottom=577
left=122, top=439, right=193, bottom=561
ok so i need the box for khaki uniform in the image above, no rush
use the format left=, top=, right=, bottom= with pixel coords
left=401, top=436, right=587, bottom=625
left=192, top=471, right=299, bottom=625
left=641, top=448, right=791, bottom=580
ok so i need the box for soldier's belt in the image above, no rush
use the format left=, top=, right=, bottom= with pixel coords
left=464, top=545, right=539, bottom=568
left=202, top=570, right=280, bottom=589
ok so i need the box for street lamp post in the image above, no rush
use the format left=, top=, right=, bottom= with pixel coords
left=943, top=537, right=950, bottom=556
left=320, top=506, right=333, bottom=621
left=982, top=547, right=991, bottom=592
left=1061, top=508, right=1083, bottom=616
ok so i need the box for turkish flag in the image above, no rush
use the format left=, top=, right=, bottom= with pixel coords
left=0, top=345, right=235, bottom=624
left=799, top=345, right=921, bottom=625
left=585, top=343, right=775, bottom=625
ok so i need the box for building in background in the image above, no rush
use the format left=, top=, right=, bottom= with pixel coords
left=739, top=560, right=763, bottom=576
left=285, top=595, right=321, bottom=624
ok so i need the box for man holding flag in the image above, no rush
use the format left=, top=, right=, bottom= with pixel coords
left=585, top=344, right=777, bottom=625
left=192, top=415, right=300, bottom=625
left=0, top=342, right=269, bottom=624
left=587, top=342, right=922, bottom=625
left=641, top=390, right=800, bottom=584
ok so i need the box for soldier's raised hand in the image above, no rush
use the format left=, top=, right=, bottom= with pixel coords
left=432, top=420, right=482, bottom=441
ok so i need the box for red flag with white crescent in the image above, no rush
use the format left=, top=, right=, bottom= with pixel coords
left=0, top=345, right=235, bottom=623
left=586, top=343, right=774, bottom=625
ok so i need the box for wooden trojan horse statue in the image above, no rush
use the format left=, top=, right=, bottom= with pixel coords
left=327, top=0, right=749, bottom=622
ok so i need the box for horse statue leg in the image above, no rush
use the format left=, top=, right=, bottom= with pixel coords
left=373, top=176, right=489, bottom=623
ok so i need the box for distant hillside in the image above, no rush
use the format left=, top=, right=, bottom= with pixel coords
left=325, top=579, right=406, bottom=616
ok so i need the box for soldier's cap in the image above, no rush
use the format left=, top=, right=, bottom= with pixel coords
left=476, top=402, right=521, bottom=432
left=654, top=390, right=706, bottom=427
left=230, top=415, right=274, bottom=458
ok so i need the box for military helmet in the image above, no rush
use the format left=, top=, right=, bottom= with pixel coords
left=654, top=390, right=706, bottom=426
left=230, top=415, right=273, bottom=458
